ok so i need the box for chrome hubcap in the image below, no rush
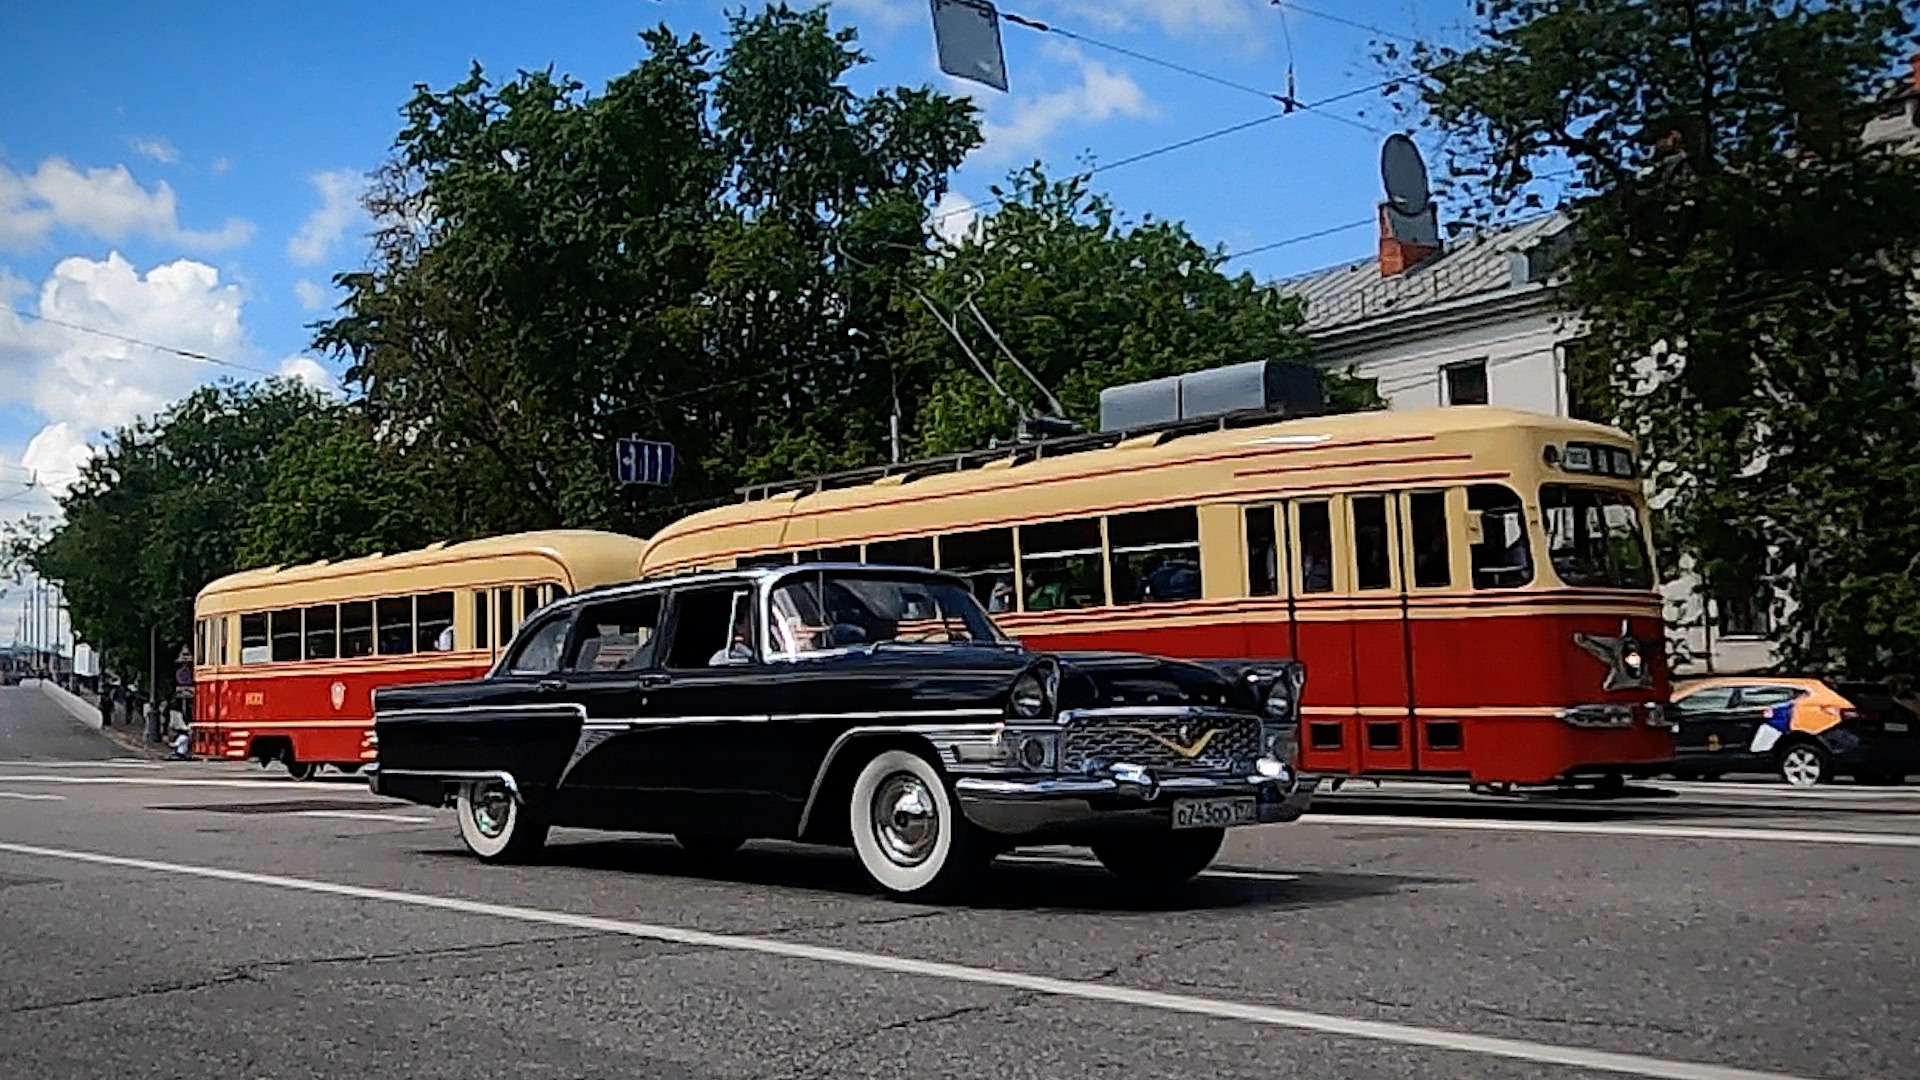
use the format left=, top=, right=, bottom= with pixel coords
left=1782, top=748, right=1821, bottom=787
left=872, top=774, right=939, bottom=867
left=471, top=785, right=512, bottom=837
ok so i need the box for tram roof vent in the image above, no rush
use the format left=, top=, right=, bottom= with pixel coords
left=1097, top=360, right=1325, bottom=433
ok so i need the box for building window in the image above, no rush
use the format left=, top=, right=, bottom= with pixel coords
left=1442, top=359, right=1489, bottom=406
left=1718, top=592, right=1773, bottom=638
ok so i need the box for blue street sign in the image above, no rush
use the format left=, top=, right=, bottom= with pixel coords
left=616, top=438, right=675, bottom=487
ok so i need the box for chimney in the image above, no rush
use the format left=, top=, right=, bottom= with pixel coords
left=1378, top=203, right=1441, bottom=278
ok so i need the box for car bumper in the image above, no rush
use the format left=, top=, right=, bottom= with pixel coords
left=953, top=762, right=1318, bottom=839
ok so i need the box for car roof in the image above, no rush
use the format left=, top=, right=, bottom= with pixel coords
left=560, top=562, right=970, bottom=607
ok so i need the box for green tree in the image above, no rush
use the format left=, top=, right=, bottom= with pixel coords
left=316, top=5, right=981, bottom=534
left=1396, top=0, right=1920, bottom=675
left=239, top=411, right=449, bottom=568
left=23, top=380, right=337, bottom=692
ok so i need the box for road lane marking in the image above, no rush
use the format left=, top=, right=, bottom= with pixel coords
left=1313, top=815, right=1920, bottom=848
left=294, top=810, right=435, bottom=824
left=0, top=792, right=65, bottom=801
left=0, top=775, right=341, bottom=791
left=999, top=852, right=1302, bottom=884
left=0, top=760, right=165, bottom=770
left=0, top=840, right=1820, bottom=1080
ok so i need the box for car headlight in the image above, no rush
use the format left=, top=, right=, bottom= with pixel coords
left=1009, top=670, right=1051, bottom=719
left=1262, top=680, right=1293, bottom=720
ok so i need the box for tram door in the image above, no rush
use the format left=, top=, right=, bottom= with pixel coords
left=1345, top=493, right=1416, bottom=772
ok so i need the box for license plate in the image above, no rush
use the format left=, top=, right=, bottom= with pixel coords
left=1887, top=722, right=1909, bottom=733
left=1172, top=796, right=1257, bottom=830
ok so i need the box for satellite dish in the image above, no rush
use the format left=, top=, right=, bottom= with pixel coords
left=1380, top=134, right=1431, bottom=216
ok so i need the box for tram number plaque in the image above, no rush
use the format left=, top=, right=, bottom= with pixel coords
left=1173, top=796, right=1256, bottom=830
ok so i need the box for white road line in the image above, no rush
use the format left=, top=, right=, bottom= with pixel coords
left=0, top=792, right=66, bottom=801
left=0, top=775, right=337, bottom=791
left=294, top=810, right=435, bottom=824
left=1000, top=852, right=1302, bottom=884
left=0, top=760, right=165, bottom=770
left=0, top=840, right=1819, bottom=1080
left=1312, top=815, right=1920, bottom=849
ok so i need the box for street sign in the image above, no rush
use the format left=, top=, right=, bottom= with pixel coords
left=617, top=438, right=675, bottom=487
left=931, top=0, right=1009, bottom=93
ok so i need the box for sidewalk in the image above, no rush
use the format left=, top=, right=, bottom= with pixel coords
left=32, top=679, right=167, bottom=759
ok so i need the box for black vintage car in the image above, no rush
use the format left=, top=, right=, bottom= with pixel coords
left=368, top=563, right=1316, bottom=898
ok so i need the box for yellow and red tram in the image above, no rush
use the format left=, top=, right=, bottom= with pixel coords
left=190, top=531, right=648, bottom=777
left=634, top=406, right=1673, bottom=786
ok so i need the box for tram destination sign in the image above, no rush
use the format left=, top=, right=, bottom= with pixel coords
left=617, top=438, right=675, bottom=487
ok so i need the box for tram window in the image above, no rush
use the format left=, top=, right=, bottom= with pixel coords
left=1468, top=484, right=1533, bottom=589
left=340, top=601, right=374, bottom=658
left=867, top=537, right=936, bottom=568
left=522, top=585, right=547, bottom=624
left=474, top=591, right=490, bottom=651
left=270, top=609, right=303, bottom=663
left=1246, top=507, right=1279, bottom=597
left=1409, top=491, right=1452, bottom=589
left=1296, top=502, right=1334, bottom=594
left=568, top=594, right=663, bottom=672
left=1109, top=507, right=1201, bottom=606
left=1351, top=496, right=1392, bottom=591
left=548, top=583, right=568, bottom=602
left=415, top=592, right=455, bottom=652
left=193, top=620, right=206, bottom=666
left=496, top=587, right=516, bottom=644
left=304, top=605, right=339, bottom=660
left=1019, top=519, right=1105, bottom=611
left=376, top=597, right=415, bottom=655
left=240, top=613, right=270, bottom=664
left=218, top=617, right=230, bottom=666
left=940, top=528, right=1016, bottom=613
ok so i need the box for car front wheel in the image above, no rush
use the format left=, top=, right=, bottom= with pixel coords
left=456, top=780, right=549, bottom=863
left=1092, top=829, right=1225, bottom=887
left=1778, top=742, right=1830, bottom=788
left=849, top=749, right=981, bottom=900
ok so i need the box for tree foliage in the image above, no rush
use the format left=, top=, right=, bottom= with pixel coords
left=1398, top=0, right=1920, bottom=675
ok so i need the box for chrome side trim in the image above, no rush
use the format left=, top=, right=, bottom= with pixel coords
left=1059, top=705, right=1252, bottom=722
left=378, top=703, right=1000, bottom=725
left=374, top=768, right=523, bottom=804
left=794, top=722, right=1004, bottom=836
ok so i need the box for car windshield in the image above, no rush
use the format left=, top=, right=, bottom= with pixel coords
left=767, top=569, right=1011, bottom=656
left=1540, top=485, right=1655, bottom=590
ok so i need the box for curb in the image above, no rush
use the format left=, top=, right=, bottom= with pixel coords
left=33, top=678, right=102, bottom=731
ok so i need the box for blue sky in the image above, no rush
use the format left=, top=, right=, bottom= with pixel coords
left=0, top=0, right=1474, bottom=646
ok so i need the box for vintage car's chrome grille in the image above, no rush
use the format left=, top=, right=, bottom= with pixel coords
left=1059, top=712, right=1262, bottom=774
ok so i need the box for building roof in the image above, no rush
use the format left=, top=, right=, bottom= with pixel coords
left=1276, top=212, right=1572, bottom=336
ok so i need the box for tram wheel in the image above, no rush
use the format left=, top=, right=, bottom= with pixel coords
left=1593, top=772, right=1626, bottom=796
left=285, top=759, right=317, bottom=782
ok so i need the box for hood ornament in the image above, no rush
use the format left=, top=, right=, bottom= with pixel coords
left=1574, top=619, right=1652, bottom=691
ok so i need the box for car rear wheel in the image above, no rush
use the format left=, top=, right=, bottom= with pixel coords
left=1092, top=829, right=1225, bottom=887
left=1777, top=742, right=1830, bottom=788
left=456, top=781, right=549, bottom=863
left=848, top=749, right=982, bottom=901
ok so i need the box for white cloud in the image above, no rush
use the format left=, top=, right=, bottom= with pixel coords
left=276, top=355, right=337, bottom=396
left=130, top=137, right=180, bottom=165
left=286, top=169, right=367, bottom=267
left=931, top=190, right=981, bottom=246
left=1038, top=0, right=1261, bottom=37
left=210, top=157, right=231, bottom=177
left=293, top=278, right=328, bottom=311
left=0, top=157, right=253, bottom=252
left=0, top=252, right=247, bottom=442
left=973, top=45, right=1155, bottom=166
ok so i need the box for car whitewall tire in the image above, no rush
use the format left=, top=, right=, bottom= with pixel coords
left=849, top=749, right=979, bottom=899
left=456, top=781, right=548, bottom=862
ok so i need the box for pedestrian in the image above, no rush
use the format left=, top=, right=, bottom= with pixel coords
left=167, top=728, right=191, bottom=761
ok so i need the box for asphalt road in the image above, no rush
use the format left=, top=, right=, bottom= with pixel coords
left=0, top=682, right=116, bottom=761
left=2, top=684, right=1917, bottom=1080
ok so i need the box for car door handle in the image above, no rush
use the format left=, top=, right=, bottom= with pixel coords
left=638, top=674, right=672, bottom=688
left=537, top=677, right=568, bottom=693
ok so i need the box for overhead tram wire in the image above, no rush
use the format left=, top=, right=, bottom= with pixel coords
left=9, top=308, right=280, bottom=378
left=1267, top=1, right=1423, bottom=45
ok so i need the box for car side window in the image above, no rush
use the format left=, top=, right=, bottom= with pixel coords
left=664, top=585, right=756, bottom=669
left=504, top=613, right=573, bottom=676
left=1675, top=687, right=1736, bottom=714
left=1734, top=686, right=1801, bottom=709
left=566, top=594, right=664, bottom=673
